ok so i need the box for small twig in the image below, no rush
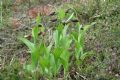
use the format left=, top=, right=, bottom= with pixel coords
left=9, top=53, right=16, bottom=66
left=76, top=72, right=87, bottom=80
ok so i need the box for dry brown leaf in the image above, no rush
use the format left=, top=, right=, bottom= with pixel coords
left=12, top=18, right=22, bottom=29
left=28, top=5, right=54, bottom=19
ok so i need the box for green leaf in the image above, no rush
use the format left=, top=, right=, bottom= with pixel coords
left=36, top=15, right=41, bottom=26
left=78, top=32, right=84, bottom=48
left=39, top=42, right=45, bottom=54
left=54, top=30, right=59, bottom=47
left=56, top=23, right=64, bottom=33
left=24, top=64, right=34, bottom=73
left=47, top=43, right=53, bottom=54
left=49, top=53, right=57, bottom=75
left=72, top=31, right=78, bottom=41
left=66, top=13, right=74, bottom=22
left=45, top=68, right=49, bottom=74
left=50, top=53, right=55, bottom=66
left=80, top=51, right=94, bottom=61
left=40, top=26, right=45, bottom=32
left=62, top=25, right=68, bottom=37
left=19, top=37, right=34, bottom=52
left=53, top=48, right=62, bottom=60
left=60, top=51, right=70, bottom=74
left=60, top=51, right=70, bottom=62
left=31, top=46, right=40, bottom=66
left=40, top=57, right=49, bottom=70
left=32, top=26, right=39, bottom=43
left=57, top=9, right=65, bottom=20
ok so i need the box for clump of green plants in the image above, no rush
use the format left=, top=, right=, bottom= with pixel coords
left=71, top=22, right=95, bottom=66
left=19, top=8, right=95, bottom=80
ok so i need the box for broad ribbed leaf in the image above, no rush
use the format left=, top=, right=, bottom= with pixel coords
left=60, top=51, right=70, bottom=62
left=54, top=30, right=59, bottom=47
left=53, top=48, right=62, bottom=60
left=31, top=46, right=40, bottom=66
left=72, top=31, right=78, bottom=41
left=57, top=9, right=65, bottom=20
left=32, top=26, right=39, bottom=43
left=47, top=43, right=53, bottom=54
left=36, top=15, right=41, bottom=26
left=19, top=37, right=34, bottom=52
left=62, top=25, right=68, bottom=38
left=78, top=32, right=84, bottom=48
left=60, top=51, right=70, bottom=73
left=66, top=13, right=74, bottom=22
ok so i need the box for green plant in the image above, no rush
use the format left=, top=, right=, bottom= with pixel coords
left=53, top=24, right=72, bottom=78
left=71, top=22, right=96, bottom=66
left=19, top=8, right=95, bottom=80
left=19, top=15, right=42, bottom=80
